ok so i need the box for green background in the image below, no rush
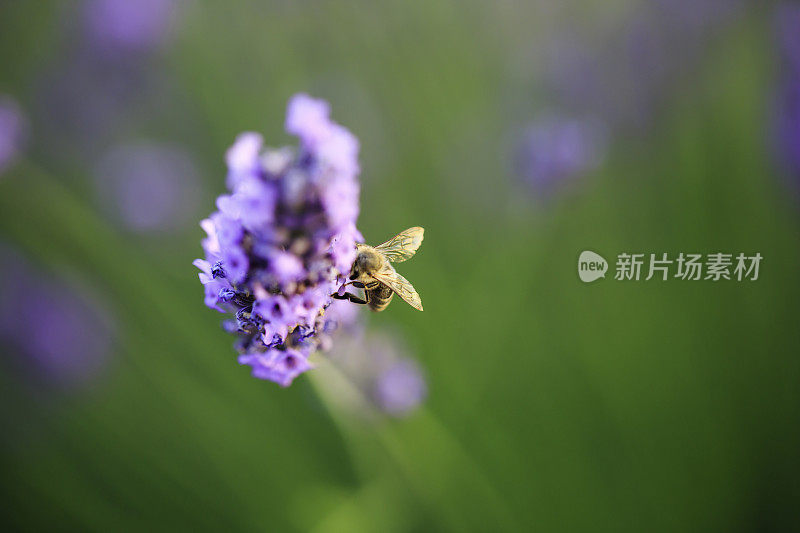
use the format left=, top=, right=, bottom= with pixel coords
left=1, top=1, right=799, bottom=531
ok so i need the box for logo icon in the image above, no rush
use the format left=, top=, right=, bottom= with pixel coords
left=578, top=250, right=608, bottom=282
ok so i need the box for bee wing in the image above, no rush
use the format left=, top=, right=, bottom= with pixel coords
left=372, top=264, right=423, bottom=311
left=374, top=227, right=424, bottom=263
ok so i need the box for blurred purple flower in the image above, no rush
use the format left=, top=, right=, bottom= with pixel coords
left=540, top=0, right=745, bottom=135
left=0, top=245, right=116, bottom=388
left=774, top=81, right=800, bottom=182
left=195, top=94, right=363, bottom=387
left=510, top=0, right=746, bottom=202
left=0, top=95, right=28, bottom=175
left=328, top=330, right=426, bottom=417
left=513, top=115, right=607, bottom=196
left=324, top=299, right=361, bottom=333
left=653, top=0, right=744, bottom=35
left=285, top=94, right=333, bottom=148
left=374, top=358, right=427, bottom=416
left=83, top=0, right=180, bottom=52
left=35, top=0, right=184, bottom=162
left=35, top=48, right=159, bottom=160
left=775, top=4, right=800, bottom=73
left=541, top=36, right=605, bottom=121
left=93, top=142, right=201, bottom=232
left=225, top=132, right=264, bottom=189
left=773, top=3, right=800, bottom=185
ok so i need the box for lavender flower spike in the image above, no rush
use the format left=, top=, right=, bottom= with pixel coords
left=195, top=94, right=363, bottom=387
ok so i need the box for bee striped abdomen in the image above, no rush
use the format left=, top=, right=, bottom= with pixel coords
left=367, top=282, right=394, bottom=312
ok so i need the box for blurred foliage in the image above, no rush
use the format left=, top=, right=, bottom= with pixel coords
left=1, top=1, right=799, bottom=531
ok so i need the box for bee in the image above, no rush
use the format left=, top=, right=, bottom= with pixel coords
left=333, top=227, right=424, bottom=312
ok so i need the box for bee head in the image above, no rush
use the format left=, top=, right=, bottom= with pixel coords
left=351, top=248, right=383, bottom=279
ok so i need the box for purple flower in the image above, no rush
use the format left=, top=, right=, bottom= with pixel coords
left=0, top=245, right=116, bottom=388
left=33, top=44, right=160, bottom=162
left=775, top=4, right=800, bottom=74
left=93, top=142, right=201, bottom=232
left=324, top=299, right=361, bottom=332
left=538, top=0, right=744, bottom=136
left=328, top=330, right=427, bottom=417
left=34, top=0, right=186, bottom=163
left=207, top=212, right=243, bottom=252
left=514, top=115, right=607, bottom=196
left=228, top=179, right=277, bottom=232
left=773, top=3, right=800, bottom=186
left=225, top=132, right=264, bottom=189
left=238, top=349, right=313, bottom=388
left=0, top=95, right=28, bottom=175
left=219, top=247, right=249, bottom=285
left=774, top=81, right=800, bottom=181
left=321, top=168, right=361, bottom=230
left=317, top=124, right=360, bottom=178
left=83, top=0, right=179, bottom=52
left=269, top=251, right=305, bottom=285
left=286, top=93, right=361, bottom=179
left=375, top=358, right=427, bottom=416
left=192, top=259, right=232, bottom=312
left=285, top=94, right=332, bottom=148
left=195, top=94, right=363, bottom=386
left=330, top=222, right=364, bottom=275
left=653, top=0, right=744, bottom=35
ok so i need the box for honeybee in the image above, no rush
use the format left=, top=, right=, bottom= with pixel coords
left=333, top=227, right=424, bottom=312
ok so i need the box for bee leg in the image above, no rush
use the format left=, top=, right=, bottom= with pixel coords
left=332, top=292, right=368, bottom=305
left=350, top=281, right=366, bottom=289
